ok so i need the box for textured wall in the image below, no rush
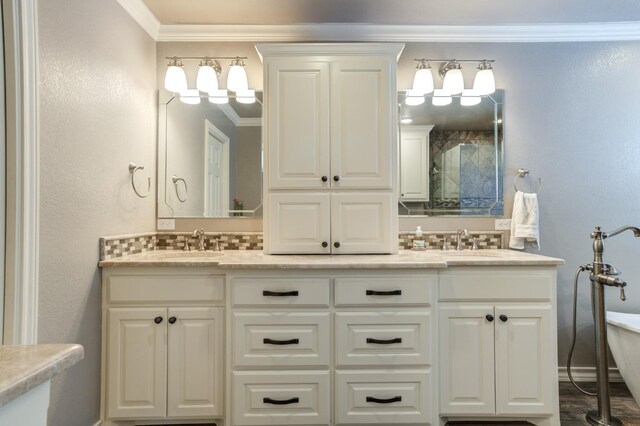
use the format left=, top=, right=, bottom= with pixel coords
left=37, top=0, right=157, bottom=424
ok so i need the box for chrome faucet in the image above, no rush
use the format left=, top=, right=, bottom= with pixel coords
left=456, top=228, right=468, bottom=251
left=192, top=228, right=206, bottom=251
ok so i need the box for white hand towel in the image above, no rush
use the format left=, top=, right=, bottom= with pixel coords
left=509, top=190, right=540, bottom=250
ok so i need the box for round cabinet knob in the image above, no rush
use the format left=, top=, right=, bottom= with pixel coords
left=486, top=314, right=494, bottom=322
left=321, top=176, right=328, bottom=182
left=321, top=241, right=328, bottom=248
left=154, top=316, right=163, bottom=324
left=333, top=175, right=340, bottom=182
left=168, top=316, right=177, bottom=324
left=334, top=242, right=341, bottom=248
left=499, top=314, right=509, bottom=322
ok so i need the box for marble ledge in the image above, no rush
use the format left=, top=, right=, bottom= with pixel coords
left=99, top=249, right=564, bottom=269
left=0, top=344, right=84, bottom=406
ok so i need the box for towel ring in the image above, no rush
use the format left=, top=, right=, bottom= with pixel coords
left=172, top=175, right=188, bottom=203
left=514, top=168, right=543, bottom=193
left=129, top=163, right=151, bottom=198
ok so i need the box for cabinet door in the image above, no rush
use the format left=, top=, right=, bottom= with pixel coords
left=267, top=60, right=330, bottom=189
left=331, top=58, right=394, bottom=189
left=439, top=305, right=495, bottom=415
left=331, top=192, right=394, bottom=254
left=268, top=192, right=331, bottom=254
left=167, top=307, right=224, bottom=418
left=494, top=305, right=553, bottom=415
left=400, top=125, right=432, bottom=201
left=107, top=308, right=167, bottom=419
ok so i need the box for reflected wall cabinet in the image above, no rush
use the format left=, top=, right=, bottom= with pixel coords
left=257, top=43, right=404, bottom=254
left=400, top=125, right=433, bottom=202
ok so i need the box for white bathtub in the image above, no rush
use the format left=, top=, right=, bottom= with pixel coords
left=607, top=311, right=640, bottom=405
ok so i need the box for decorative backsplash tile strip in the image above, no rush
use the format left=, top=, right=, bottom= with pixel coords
left=398, top=231, right=505, bottom=250
left=100, top=230, right=505, bottom=261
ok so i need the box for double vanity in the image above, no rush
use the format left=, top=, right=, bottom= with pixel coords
left=99, top=249, right=563, bottom=426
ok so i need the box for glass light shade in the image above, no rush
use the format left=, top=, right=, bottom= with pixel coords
left=432, top=89, right=452, bottom=106
left=236, top=89, right=256, bottom=104
left=473, top=68, right=496, bottom=95
left=442, top=68, right=464, bottom=95
left=412, top=68, right=434, bottom=95
left=461, top=89, right=481, bottom=106
left=400, top=118, right=413, bottom=124
left=164, top=65, right=188, bottom=93
left=179, top=89, right=201, bottom=105
left=227, top=64, right=248, bottom=92
left=209, top=89, right=229, bottom=104
left=196, top=65, right=218, bottom=93
left=405, top=89, right=425, bottom=106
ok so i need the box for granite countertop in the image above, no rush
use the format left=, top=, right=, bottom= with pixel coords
left=99, top=249, right=564, bottom=268
left=0, top=344, right=84, bottom=406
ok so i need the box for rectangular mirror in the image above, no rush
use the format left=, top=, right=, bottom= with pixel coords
left=398, top=90, right=504, bottom=217
left=158, top=90, right=263, bottom=218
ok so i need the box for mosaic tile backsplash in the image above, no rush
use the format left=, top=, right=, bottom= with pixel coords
left=100, top=231, right=505, bottom=261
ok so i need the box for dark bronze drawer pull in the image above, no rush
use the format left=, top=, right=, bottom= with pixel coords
left=263, top=338, right=300, bottom=345
left=263, top=397, right=300, bottom=405
left=263, top=290, right=299, bottom=297
left=366, top=289, right=402, bottom=296
left=366, top=337, right=402, bottom=345
left=366, top=396, right=402, bottom=404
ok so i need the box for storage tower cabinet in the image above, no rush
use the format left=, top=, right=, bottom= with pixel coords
left=257, top=43, right=404, bottom=254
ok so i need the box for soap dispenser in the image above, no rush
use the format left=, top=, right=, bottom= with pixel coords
left=412, top=225, right=426, bottom=250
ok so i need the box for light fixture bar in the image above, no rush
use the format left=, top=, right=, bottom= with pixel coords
left=413, top=58, right=495, bottom=63
left=165, top=56, right=249, bottom=61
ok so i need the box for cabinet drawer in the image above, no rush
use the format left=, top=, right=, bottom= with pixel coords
left=335, top=312, right=431, bottom=366
left=233, top=312, right=331, bottom=367
left=334, top=275, right=434, bottom=306
left=107, top=274, right=224, bottom=304
left=233, top=371, right=330, bottom=425
left=231, top=277, right=330, bottom=307
left=335, top=370, right=431, bottom=424
left=438, top=268, right=554, bottom=301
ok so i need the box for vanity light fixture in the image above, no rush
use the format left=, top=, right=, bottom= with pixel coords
left=209, top=89, right=229, bottom=104
left=164, top=57, right=188, bottom=93
left=236, top=89, right=256, bottom=104
left=412, top=58, right=496, bottom=96
left=227, top=57, right=249, bottom=93
left=196, top=58, right=221, bottom=93
left=164, top=55, right=251, bottom=94
left=404, top=89, right=425, bottom=106
left=400, top=117, right=413, bottom=124
left=460, top=89, right=481, bottom=106
left=432, top=89, right=452, bottom=106
left=179, top=89, right=201, bottom=105
left=411, top=60, right=434, bottom=95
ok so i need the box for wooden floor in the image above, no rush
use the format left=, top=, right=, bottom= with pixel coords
left=448, top=382, right=640, bottom=425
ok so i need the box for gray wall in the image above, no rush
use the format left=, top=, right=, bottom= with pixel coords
left=38, top=0, right=157, bottom=424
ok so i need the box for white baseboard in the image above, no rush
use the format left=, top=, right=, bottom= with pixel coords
left=559, top=366, right=623, bottom=382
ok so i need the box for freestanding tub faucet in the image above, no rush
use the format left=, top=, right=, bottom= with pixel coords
left=567, top=225, right=640, bottom=426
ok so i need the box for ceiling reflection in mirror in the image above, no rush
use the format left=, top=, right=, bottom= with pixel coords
left=158, top=90, right=263, bottom=218
left=398, top=90, right=504, bottom=217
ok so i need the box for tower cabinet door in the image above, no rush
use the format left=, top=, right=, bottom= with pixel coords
left=400, top=125, right=432, bottom=201
left=167, top=307, right=224, bottom=418
left=439, top=305, right=496, bottom=415
left=330, top=58, right=395, bottom=190
left=494, top=305, right=553, bottom=415
left=268, top=192, right=331, bottom=254
left=267, top=60, right=330, bottom=189
left=107, top=308, right=167, bottom=419
left=330, top=192, right=394, bottom=254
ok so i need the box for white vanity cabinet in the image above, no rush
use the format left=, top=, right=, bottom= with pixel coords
left=437, top=267, right=559, bottom=423
left=100, top=268, right=225, bottom=425
left=400, top=125, right=434, bottom=201
left=258, top=43, right=403, bottom=254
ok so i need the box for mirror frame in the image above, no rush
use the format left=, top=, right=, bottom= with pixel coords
left=397, top=90, right=504, bottom=218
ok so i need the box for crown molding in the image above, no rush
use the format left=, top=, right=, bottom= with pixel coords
left=156, top=22, right=640, bottom=43
left=218, top=104, right=241, bottom=126
left=237, top=117, right=262, bottom=127
left=115, top=0, right=161, bottom=40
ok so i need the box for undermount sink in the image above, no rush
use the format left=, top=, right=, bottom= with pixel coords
left=442, top=250, right=503, bottom=257
left=155, top=250, right=223, bottom=259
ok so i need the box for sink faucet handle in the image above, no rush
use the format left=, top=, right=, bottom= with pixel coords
left=472, top=237, right=479, bottom=251
left=442, top=237, right=449, bottom=251
left=620, top=287, right=627, bottom=301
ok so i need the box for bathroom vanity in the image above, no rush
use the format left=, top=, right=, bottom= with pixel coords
left=99, top=250, right=563, bottom=426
